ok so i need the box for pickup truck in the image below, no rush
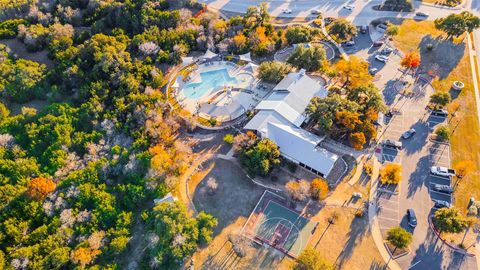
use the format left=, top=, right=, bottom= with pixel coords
left=430, top=166, right=456, bottom=177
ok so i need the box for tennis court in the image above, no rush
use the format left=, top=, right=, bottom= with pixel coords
left=243, top=191, right=317, bottom=258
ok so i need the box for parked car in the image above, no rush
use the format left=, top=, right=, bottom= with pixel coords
left=407, top=209, right=417, bottom=227
left=377, top=24, right=388, bottom=30
left=432, top=109, right=448, bottom=117
left=430, top=166, right=456, bottom=177
left=369, top=68, right=378, bottom=75
left=311, top=9, right=321, bottom=14
left=433, top=199, right=451, bottom=209
left=375, top=55, right=389, bottom=62
left=343, top=4, right=354, bottom=10
left=381, top=47, right=394, bottom=55
left=342, top=41, right=355, bottom=47
left=416, top=12, right=429, bottom=17
left=432, top=184, right=454, bottom=194
left=373, top=40, right=384, bottom=47
left=381, top=139, right=402, bottom=150
left=360, top=25, right=368, bottom=34
left=402, top=128, right=416, bottom=139
left=282, top=8, right=292, bottom=14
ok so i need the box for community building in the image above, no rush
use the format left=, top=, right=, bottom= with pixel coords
left=244, top=69, right=338, bottom=177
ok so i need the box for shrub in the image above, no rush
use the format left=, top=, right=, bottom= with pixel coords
left=435, top=125, right=451, bottom=141
left=223, top=134, right=234, bottom=144
left=287, top=161, right=298, bottom=173
left=0, top=19, right=26, bottom=39
left=379, top=163, right=402, bottom=184
left=208, top=118, right=217, bottom=126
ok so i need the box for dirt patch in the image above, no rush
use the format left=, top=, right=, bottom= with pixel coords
left=0, top=39, right=54, bottom=68
left=192, top=158, right=265, bottom=234
left=309, top=206, right=386, bottom=270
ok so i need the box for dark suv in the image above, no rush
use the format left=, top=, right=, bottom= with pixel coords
left=407, top=209, right=417, bottom=227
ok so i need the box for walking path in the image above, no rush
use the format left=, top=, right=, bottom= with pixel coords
left=468, top=33, right=480, bottom=128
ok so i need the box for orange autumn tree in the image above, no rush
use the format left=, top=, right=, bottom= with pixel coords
left=349, top=132, right=366, bottom=150
left=27, top=177, right=55, bottom=200
left=71, top=247, right=101, bottom=268
left=401, top=52, right=421, bottom=71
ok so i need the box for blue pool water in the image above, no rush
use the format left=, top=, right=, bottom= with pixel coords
left=182, top=68, right=238, bottom=100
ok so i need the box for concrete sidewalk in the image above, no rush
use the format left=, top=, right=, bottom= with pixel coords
left=368, top=157, right=402, bottom=270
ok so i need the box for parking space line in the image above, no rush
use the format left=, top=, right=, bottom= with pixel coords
left=377, top=216, right=398, bottom=222
left=379, top=206, right=399, bottom=212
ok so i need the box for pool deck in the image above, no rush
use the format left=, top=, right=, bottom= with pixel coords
left=173, top=61, right=263, bottom=117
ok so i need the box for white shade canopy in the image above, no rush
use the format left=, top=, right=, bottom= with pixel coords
left=238, top=52, right=252, bottom=62
left=202, top=49, right=218, bottom=60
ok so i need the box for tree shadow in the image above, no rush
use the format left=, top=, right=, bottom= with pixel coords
left=382, top=79, right=400, bottom=106
left=334, top=214, right=369, bottom=268
left=410, top=229, right=445, bottom=270
left=418, top=35, right=465, bottom=80
left=402, top=120, right=429, bottom=156
left=407, top=155, right=430, bottom=198
left=369, top=259, right=388, bottom=270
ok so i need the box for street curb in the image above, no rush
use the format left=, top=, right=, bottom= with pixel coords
left=384, top=242, right=410, bottom=259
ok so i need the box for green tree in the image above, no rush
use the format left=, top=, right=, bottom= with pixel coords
left=430, top=92, right=451, bottom=107
left=258, top=61, right=291, bottom=83
left=435, top=125, right=451, bottom=141
left=196, top=211, right=218, bottom=245
left=327, top=19, right=358, bottom=42
left=434, top=207, right=468, bottom=233
left=285, top=26, right=319, bottom=45
left=0, top=58, right=46, bottom=103
left=146, top=201, right=216, bottom=268
left=306, top=94, right=360, bottom=132
left=287, top=45, right=327, bottom=71
left=386, top=227, right=412, bottom=253
left=295, top=247, right=333, bottom=270
left=240, top=138, right=281, bottom=176
left=435, top=12, right=480, bottom=37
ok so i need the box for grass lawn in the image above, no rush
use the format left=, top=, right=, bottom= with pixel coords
left=391, top=19, right=480, bottom=212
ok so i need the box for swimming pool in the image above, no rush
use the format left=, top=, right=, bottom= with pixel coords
left=182, top=68, right=238, bottom=100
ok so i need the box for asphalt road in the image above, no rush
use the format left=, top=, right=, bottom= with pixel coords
left=204, top=0, right=476, bottom=25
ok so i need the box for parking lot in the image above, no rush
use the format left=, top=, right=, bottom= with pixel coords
left=376, top=190, right=400, bottom=235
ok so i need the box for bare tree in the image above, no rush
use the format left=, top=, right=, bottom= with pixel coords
left=206, top=177, right=218, bottom=195
left=285, top=180, right=310, bottom=202
left=228, top=233, right=249, bottom=257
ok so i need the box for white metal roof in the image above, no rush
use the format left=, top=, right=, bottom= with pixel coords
left=265, top=122, right=338, bottom=176
left=244, top=110, right=293, bottom=131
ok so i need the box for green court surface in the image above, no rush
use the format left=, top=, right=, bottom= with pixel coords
left=253, top=200, right=316, bottom=257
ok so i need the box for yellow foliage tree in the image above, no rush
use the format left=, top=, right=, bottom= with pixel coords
left=380, top=163, right=402, bottom=185
left=334, top=56, right=372, bottom=88
left=310, top=178, right=329, bottom=200
left=71, top=247, right=101, bottom=268
left=27, top=177, right=55, bottom=200
left=349, top=132, right=366, bottom=150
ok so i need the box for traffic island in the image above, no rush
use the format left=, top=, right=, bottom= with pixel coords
left=384, top=242, right=410, bottom=259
